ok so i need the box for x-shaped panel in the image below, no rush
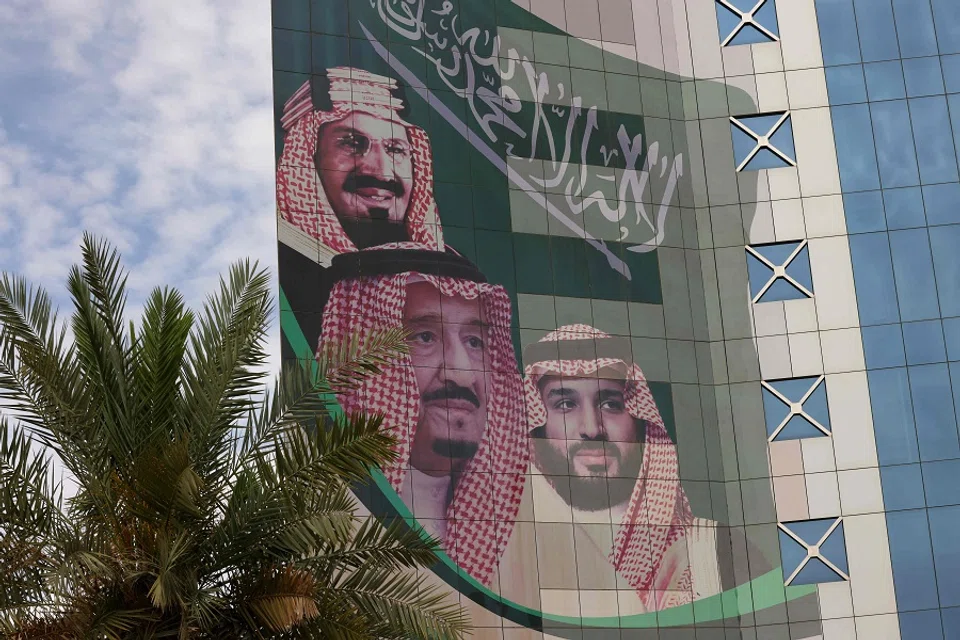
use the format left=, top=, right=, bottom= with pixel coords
left=746, top=240, right=812, bottom=303
left=731, top=112, right=796, bottom=172
left=762, top=375, right=830, bottom=442
left=779, top=518, right=850, bottom=586
left=716, top=0, right=780, bottom=46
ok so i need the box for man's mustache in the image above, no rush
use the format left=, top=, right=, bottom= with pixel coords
left=568, top=440, right=619, bottom=464
left=343, top=173, right=406, bottom=197
left=421, top=381, right=480, bottom=409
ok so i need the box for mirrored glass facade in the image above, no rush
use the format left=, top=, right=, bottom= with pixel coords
left=271, top=0, right=960, bottom=636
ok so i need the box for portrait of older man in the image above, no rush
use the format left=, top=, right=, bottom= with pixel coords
left=276, top=67, right=444, bottom=254
left=496, top=324, right=767, bottom=617
left=317, top=243, right=527, bottom=587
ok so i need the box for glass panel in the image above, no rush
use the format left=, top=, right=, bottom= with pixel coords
left=900, top=610, right=945, bottom=640
left=945, top=54, right=960, bottom=94
left=928, top=505, right=960, bottom=607
left=923, top=459, right=960, bottom=507
left=825, top=65, right=867, bottom=105
left=889, top=228, right=941, bottom=322
left=864, top=60, right=906, bottom=101
left=880, top=464, right=926, bottom=510
left=891, top=0, right=939, bottom=58
left=902, top=320, right=947, bottom=365
left=870, top=100, right=921, bottom=189
left=814, top=0, right=863, bottom=65
left=908, top=363, right=960, bottom=462
left=929, top=224, right=960, bottom=318
left=862, top=323, right=906, bottom=369
left=852, top=0, right=901, bottom=62
left=868, top=368, right=920, bottom=465
left=832, top=105, right=881, bottom=191
left=273, top=28, right=313, bottom=74
left=886, top=509, right=941, bottom=611
left=903, top=57, right=946, bottom=98
left=932, top=0, right=960, bottom=55
left=844, top=190, right=886, bottom=233
left=273, top=0, right=310, bottom=30
left=944, top=317, right=960, bottom=360
left=883, top=187, right=926, bottom=230
left=849, top=233, right=900, bottom=325
left=923, top=183, right=960, bottom=226
left=911, top=96, right=960, bottom=185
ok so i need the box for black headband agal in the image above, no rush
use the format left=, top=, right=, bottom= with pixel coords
left=523, top=336, right=634, bottom=366
left=328, top=248, right=488, bottom=284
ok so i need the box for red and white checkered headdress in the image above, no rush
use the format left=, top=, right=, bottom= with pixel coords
left=319, top=243, right=527, bottom=586
left=277, top=68, right=443, bottom=254
left=523, top=324, right=695, bottom=610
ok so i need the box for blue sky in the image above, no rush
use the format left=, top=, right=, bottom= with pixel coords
left=0, top=0, right=280, bottom=367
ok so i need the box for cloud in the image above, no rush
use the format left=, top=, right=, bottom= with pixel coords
left=0, top=0, right=280, bottom=374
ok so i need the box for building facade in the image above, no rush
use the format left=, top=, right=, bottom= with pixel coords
left=271, top=0, right=960, bottom=637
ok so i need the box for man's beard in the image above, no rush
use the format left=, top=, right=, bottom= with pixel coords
left=339, top=216, right=408, bottom=249
left=532, top=436, right=644, bottom=512
left=432, top=438, right=480, bottom=460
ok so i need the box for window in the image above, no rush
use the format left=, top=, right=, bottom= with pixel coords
left=731, top=112, right=796, bottom=171
left=746, top=240, right=813, bottom=303
left=715, top=0, right=780, bottom=46
left=761, top=375, right=830, bottom=441
left=778, top=518, right=850, bottom=586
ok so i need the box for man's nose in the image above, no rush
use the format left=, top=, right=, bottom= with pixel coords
left=579, top=407, right=606, bottom=440
left=356, top=142, right=391, bottom=176
left=439, top=336, right=478, bottom=387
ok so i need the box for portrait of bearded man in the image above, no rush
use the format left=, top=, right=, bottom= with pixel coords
left=276, top=67, right=444, bottom=256
left=317, top=243, right=527, bottom=587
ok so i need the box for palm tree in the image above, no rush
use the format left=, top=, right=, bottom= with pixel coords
left=0, top=234, right=469, bottom=639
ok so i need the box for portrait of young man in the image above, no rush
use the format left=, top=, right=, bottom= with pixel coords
left=317, top=243, right=527, bottom=587
left=498, top=324, right=766, bottom=616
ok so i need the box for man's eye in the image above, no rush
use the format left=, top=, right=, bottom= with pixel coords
left=337, top=133, right=368, bottom=154
left=553, top=399, right=576, bottom=411
left=465, top=335, right=485, bottom=350
left=601, top=400, right=626, bottom=412
left=411, top=331, right=435, bottom=344
left=385, top=141, right=410, bottom=157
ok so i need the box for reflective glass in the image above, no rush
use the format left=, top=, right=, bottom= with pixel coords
left=864, top=60, right=906, bottom=101
left=891, top=0, right=939, bottom=58
left=903, top=320, right=947, bottom=365
left=923, top=183, right=960, bottom=226
left=832, top=105, right=881, bottom=191
left=928, top=505, right=960, bottom=606
left=909, top=363, right=960, bottom=462
left=932, top=0, right=960, bottom=55
left=900, top=610, right=944, bottom=640
left=904, top=57, right=946, bottom=98
left=929, top=224, right=960, bottom=318
left=862, top=323, right=906, bottom=369
left=889, top=229, right=941, bottom=322
left=911, top=97, right=960, bottom=185
left=869, top=368, right=920, bottom=465
left=886, top=510, right=941, bottom=611
left=849, top=233, right=900, bottom=325
left=815, top=0, right=862, bottom=65
left=923, top=459, right=960, bottom=507
left=880, top=464, right=926, bottom=511
left=825, top=65, right=867, bottom=105
left=948, top=95, right=960, bottom=174
left=843, top=190, right=886, bottom=233
left=852, top=0, right=901, bottom=62
left=943, top=606, right=960, bottom=638
left=943, top=317, right=960, bottom=361
left=883, top=187, right=925, bottom=230
left=944, top=54, right=960, bottom=94
left=871, top=100, right=921, bottom=188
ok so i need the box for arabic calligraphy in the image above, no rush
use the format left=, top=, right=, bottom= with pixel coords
left=369, top=0, right=684, bottom=270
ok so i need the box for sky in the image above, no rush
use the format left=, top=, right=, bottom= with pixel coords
left=0, top=0, right=280, bottom=371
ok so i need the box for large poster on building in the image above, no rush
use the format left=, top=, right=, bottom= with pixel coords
left=273, top=0, right=827, bottom=636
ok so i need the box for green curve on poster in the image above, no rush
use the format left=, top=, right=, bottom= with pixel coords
left=278, top=288, right=816, bottom=630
